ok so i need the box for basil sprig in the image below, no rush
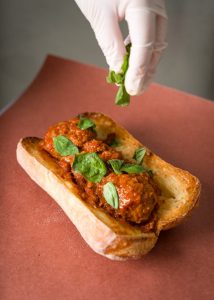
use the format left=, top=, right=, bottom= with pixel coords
left=120, top=163, right=146, bottom=174
left=103, top=182, right=119, bottom=209
left=133, top=147, right=154, bottom=176
left=108, top=159, right=146, bottom=174
left=115, top=85, right=130, bottom=106
left=108, top=159, right=124, bottom=174
left=106, top=43, right=131, bottom=107
left=73, top=152, right=107, bottom=183
left=78, top=116, right=95, bottom=130
left=106, top=72, right=123, bottom=85
left=133, top=147, right=146, bottom=164
left=53, top=135, right=79, bottom=156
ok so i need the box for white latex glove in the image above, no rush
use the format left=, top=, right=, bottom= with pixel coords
left=74, top=0, right=167, bottom=95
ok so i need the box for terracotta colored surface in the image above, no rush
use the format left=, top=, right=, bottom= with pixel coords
left=0, top=56, right=214, bottom=300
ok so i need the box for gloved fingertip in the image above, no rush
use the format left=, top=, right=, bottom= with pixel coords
left=125, top=71, right=146, bottom=96
left=108, top=58, right=125, bottom=74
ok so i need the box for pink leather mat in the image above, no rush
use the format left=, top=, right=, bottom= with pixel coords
left=1, top=55, right=214, bottom=300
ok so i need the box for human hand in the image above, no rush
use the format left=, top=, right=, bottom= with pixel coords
left=74, top=0, right=167, bottom=95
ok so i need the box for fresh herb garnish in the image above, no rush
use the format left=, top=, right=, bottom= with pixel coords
left=108, top=160, right=146, bottom=174
left=106, top=71, right=123, bottom=85
left=108, top=159, right=124, bottom=174
left=103, top=182, right=119, bottom=209
left=78, top=116, right=95, bottom=130
left=121, top=163, right=146, bottom=174
left=115, top=85, right=130, bottom=106
left=133, top=147, right=146, bottom=164
left=53, top=135, right=79, bottom=156
left=73, top=152, right=107, bottom=183
left=106, top=43, right=131, bottom=106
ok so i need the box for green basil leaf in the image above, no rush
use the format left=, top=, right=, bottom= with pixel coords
left=53, top=135, right=79, bottom=156
left=121, top=53, right=129, bottom=74
left=134, top=147, right=146, bottom=164
left=106, top=43, right=131, bottom=107
left=114, top=73, right=124, bottom=84
left=121, top=43, right=131, bottom=74
left=108, top=159, right=124, bottom=174
left=78, top=116, right=95, bottom=130
left=106, top=71, right=124, bottom=84
left=115, top=85, right=130, bottom=106
left=103, top=182, right=119, bottom=209
left=106, top=70, right=116, bottom=84
left=121, top=163, right=146, bottom=174
left=73, top=152, right=107, bottom=183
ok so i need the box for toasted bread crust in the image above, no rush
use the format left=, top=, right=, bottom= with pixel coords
left=16, top=113, right=201, bottom=260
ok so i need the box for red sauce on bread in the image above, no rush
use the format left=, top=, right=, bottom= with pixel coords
left=40, top=116, right=160, bottom=231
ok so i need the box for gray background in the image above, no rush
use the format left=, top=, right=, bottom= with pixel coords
left=0, top=0, right=214, bottom=111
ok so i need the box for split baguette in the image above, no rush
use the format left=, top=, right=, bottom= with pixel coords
left=16, top=112, right=201, bottom=260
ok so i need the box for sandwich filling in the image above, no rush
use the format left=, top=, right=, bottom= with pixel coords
left=40, top=115, right=160, bottom=232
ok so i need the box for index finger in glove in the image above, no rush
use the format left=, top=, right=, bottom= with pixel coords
left=124, top=8, right=156, bottom=95
left=90, top=11, right=126, bottom=73
left=75, top=1, right=126, bottom=73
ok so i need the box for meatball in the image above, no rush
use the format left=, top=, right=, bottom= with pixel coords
left=82, top=139, right=122, bottom=161
left=67, top=118, right=96, bottom=147
left=59, top=156, right=74, bottom=172
left=82, top=139, right=107, bottom=153
left=42, top=118, right=96, bottom=158
left=42, top=121, right=70, bottom=159
left=96, top=173, right=158, bottom=224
